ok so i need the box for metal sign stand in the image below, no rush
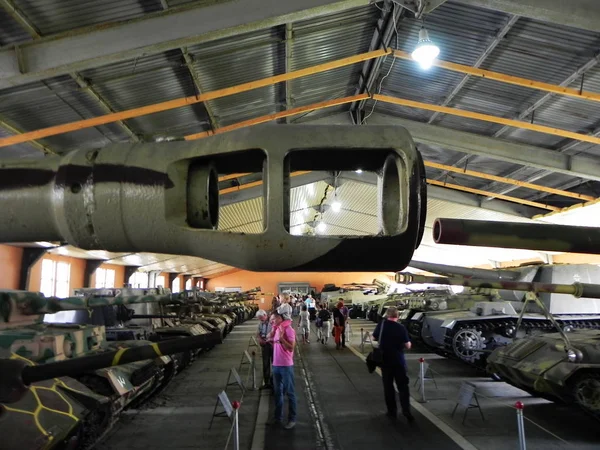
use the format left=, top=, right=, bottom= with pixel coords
left=415, top=358, right=438, bottom=403
left=360, top=328, right=372, bottom=353
left=224, top=367, right=245, bottom=397
left=209, top=390, right=234, bottom=429
left=239, top=350, right=256, bottom=391
left=247, top=336, right=259, bottom=351
left=451, top=381, right=485, bottom=424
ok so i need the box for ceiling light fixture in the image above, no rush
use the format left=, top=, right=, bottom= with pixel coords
left=331, top=201, right=341, bottom=213
left=411, top=26, right=440, bottom=70
left=355, top=169, right=363, bottom=174
left=316, top=222, right=327, bottom=233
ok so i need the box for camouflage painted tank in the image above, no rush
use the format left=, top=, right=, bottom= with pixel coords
left=395, top=270, right=600, bottom=367
left=487, top=330, right=600, bottom=418
left=1, top=321, right=221, bottom=450
left=71, top=287, right=215, bottom=371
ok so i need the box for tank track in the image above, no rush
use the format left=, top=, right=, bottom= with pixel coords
left=444, top=317, right=600, bottom=367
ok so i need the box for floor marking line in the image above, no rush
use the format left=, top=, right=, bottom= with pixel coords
left=347, top=344, right=479, bottom=450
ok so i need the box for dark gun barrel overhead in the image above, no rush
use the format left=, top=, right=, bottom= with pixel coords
left=433, top=218, right=600, bottom=255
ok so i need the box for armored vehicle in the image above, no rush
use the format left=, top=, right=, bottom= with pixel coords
left=0, top=295, right=221, bottom=450
left=487, top=330, right=600, bottom=418
left=322, top=283, right=389, bottom=310
left=395, top=271, right=600, bottom=367
left=71, top=287, right=216, bottom=370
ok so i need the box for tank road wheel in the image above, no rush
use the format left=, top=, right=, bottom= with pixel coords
left=571, top=372, right=600, bottom=418
left=452, top=328, right=486, bottom=363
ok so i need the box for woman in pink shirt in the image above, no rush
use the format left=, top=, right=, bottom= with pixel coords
left=271, top=312, right=297, bottom=429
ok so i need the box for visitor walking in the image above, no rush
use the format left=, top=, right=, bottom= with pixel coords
left=372, top=306, right=414, bottom=422
left=271, top=312, right=297, bottom=429
left=298, top=305, right=310, bottom=344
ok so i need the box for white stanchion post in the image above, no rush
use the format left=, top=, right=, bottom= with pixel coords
left=232, top=401, right=240, bottom=450
left=418, top=357, right=426, bottom=403
left=360, top=327, right=364, bottom=353
left=515, top=401, right=526, bottom=450
left=251, top=351, right=257, bottom=390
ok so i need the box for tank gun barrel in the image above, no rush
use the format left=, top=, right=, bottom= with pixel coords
left=0, top=126, right=426, bottom=272
left=0, top=332, right=221, bottom=403
left=433, top=218, right=600, bottom=254
left=0, top=290, right=179, bottom=321
left=395, top=272, right=600, bottom=299
left=408, top=260, right=519, bottom=280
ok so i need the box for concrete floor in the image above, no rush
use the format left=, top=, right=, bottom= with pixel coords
left=97, top=318, right=599, bottom=450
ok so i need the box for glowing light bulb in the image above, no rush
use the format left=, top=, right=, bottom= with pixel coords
left=411, top=27, right=440, bottom=70
left=355, top=169, right=363, bottom=174
left=316, top=222, right=327, bottom=233
left=331, top=201, right=342, bottom=213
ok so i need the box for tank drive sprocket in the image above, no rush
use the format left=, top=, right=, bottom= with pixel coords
left=452, top=327, right=487, bottom=363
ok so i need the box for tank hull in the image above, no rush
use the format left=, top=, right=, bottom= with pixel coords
left=487, top=330, right=600, bottom=418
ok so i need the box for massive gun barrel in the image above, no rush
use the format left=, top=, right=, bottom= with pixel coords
left=433, top=218, right=600, bottom=254
left=408, top=260, right=520, bottom=280
left=0, top=290, right=177, bottom=321
left=0, top=333, right=221, bottom=403
left=395, top=272, right=600, bottom=299
left=0, top=126, right=426, bottom=272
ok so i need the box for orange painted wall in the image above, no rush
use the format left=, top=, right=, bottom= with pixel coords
left=90, top=263, right=126, bottom=288
left=206, top=270, right=393, bottom=295
left=28, top=254, right=86, bottom=294
left=0, top=244, right=23, bottom=289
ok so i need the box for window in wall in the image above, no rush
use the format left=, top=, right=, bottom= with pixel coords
left=185, top=278, right=192, bottom=290
left=172, top=277, right=181, bottom=293
left=129, top=272, right=149, bottom=288
left=95, top=268, right=116, bottom=288
left=156, top=276, right=165, bottom=288
left=40, top=259, right=71, bottom=297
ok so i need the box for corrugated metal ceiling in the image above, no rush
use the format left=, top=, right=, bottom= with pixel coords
left=0, top=0, right=599, bottom=275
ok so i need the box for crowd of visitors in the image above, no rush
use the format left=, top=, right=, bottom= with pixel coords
left=256, top=292, right=413, bottom=429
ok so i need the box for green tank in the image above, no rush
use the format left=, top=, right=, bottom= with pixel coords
left=71, top=287, right=216, bottom=370
left=0, top=295, right=221, bottom=450
left=487, top=330, right=600, bottom=418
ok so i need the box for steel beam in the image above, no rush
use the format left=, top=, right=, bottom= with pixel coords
left=284, top=23, right=294, bottom=123
left=181, top=49, right=219, bottom=130
left=480, top=126, right=600, bottom=202
left=0, top=0, right=370, bottom=90
left=71, top=73, right=140, bottom=142
left=0, top=115, right=53, bottom=154
left=455, top=0, right=600, bottom=32
left=351, top=1, right=404, bottom=118
left=0, top=0, right=138, bottom=144
left=364, top=114, right=600, bottom=181
left=429, top=14, right=518, bottom=125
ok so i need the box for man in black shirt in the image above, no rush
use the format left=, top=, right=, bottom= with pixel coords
left=372, top=306, right=414, bottom=422
left=333, top=300, right=346, bottom=349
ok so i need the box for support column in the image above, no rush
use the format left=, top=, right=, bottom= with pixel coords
left=123, top=266, right=140, bottom=287
left=84, top=260, right=106, bottom=288
left=183, top=275, right=192, bottom=290
left=19, top=248, right=47, bottom=290
left=168, top=272, right=179, bottom=290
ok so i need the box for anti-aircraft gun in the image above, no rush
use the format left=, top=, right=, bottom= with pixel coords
left=395, top=272, right=600, bottom=368
left=0, top=290, right=221, bottom=450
